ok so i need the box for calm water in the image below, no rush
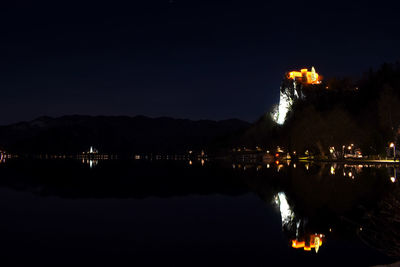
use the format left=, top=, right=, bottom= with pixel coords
left=0, top=159, right=398, bottom=266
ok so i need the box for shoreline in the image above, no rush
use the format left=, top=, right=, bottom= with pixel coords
left=297, top=158, right=400, bottom=165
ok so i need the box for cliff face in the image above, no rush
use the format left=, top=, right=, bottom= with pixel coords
left=273, top=76, right=301, bottom=125
left=273, top=67, right=323, bottom=125
left=0, top=115, right=250, bottom=154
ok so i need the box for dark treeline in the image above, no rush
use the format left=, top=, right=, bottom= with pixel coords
left=230, top=61, right=400, bottom=157
left=0, top=116, right=250, bottom=155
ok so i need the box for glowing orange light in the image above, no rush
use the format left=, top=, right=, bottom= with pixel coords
left=291, top=234, right=324, bottom=252
left=287, top=67, right=321, bottom=84
left=292, top=240, right=305, bottom=248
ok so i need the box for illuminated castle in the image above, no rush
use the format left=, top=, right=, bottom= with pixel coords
left=288, top=67, right=321, bottom=85
left=273, top=67, right=322, bottom=124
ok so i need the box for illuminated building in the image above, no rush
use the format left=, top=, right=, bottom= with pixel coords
left=88, top=146, right=98, bottom=154
left=273, top=67, right=322, bottom=125
left=287, top=67, right=321, bottom=85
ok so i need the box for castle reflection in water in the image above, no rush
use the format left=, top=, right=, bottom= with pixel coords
left=0, top=153, right=397, bottom=257
left=47, top=151, right=400, bottom=255
left=274, top=191, right=324, bottom=253
left=233, top=160, right=399, bottom=256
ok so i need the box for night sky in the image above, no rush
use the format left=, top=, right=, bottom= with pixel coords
left=1, top=0, right=399, bottom=125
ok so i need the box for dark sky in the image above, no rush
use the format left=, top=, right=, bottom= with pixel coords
left=1, top=0, right=399, bottom=125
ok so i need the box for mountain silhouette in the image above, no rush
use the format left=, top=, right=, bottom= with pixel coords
left=0, top=115, right=250, bottom=154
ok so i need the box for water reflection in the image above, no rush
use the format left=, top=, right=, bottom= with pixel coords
left=240, top=161, right=399, bottom=258
left=0, top=158, right=398, bottom=262
left=357, top=185, right=400, bottom=258
left=81, top=158, right=99, bottom=168
left=0, top=150, right=12, bottom=163
left=233, top=159, right=399, bottom=185
left=388, top=166, right=399, bottom=183
left=274, top=191, right=325, bottom=253
left=292, top=234, right=324, bottom=253
left=274, top=192, right=294, bottom=227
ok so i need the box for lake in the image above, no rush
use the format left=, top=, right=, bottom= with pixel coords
left=0, top=159, right=398, bottom=266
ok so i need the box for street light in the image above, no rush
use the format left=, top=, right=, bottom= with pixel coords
left=390, top=142, right=396, bottom=161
